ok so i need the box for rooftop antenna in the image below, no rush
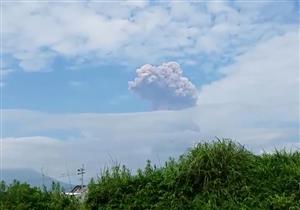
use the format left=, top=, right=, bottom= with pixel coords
left=77, top=164, right=85, bottom=189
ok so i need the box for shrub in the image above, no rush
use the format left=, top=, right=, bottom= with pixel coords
left=85, top=139, right=300, bottom=210
left=0, top=180, right=80, bottom=210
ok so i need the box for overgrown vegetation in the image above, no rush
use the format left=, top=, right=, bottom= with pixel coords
left=0, top=181, right=81, bottom=210
left=86, top=140, right=300, bottom=210
left=1, top=140, right=299, bottom=209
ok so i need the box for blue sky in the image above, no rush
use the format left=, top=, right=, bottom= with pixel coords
left=1, top=1, right=299, bottom=182
left=3, top=1, right=298, bottom=113
left=4, top=63, right=150, bottom=113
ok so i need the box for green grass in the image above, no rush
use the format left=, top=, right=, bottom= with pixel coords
left=86, top=140, right=300, bottom=210
left=0, top=181, right=81, bottom=210
left=1, top=139, right=299, bottom=209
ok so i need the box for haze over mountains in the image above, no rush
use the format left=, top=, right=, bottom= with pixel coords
left=1, top=168, right=74, bottom=191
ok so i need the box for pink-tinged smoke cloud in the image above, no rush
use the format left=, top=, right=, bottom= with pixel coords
left=129, top=62, right=198, bottom=110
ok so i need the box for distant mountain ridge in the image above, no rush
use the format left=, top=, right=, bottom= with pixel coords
left=1, top=168, right=74, bottom=191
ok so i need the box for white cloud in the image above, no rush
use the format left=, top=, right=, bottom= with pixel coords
left=3, top=1, right=297, bottom=72
left=3, top=109, right=200, bottom=182
left=2, top=31, right=299, bottom=182
left=193, top=31, right=299, bottom=152
left=198, top=31, right=299, bottom=123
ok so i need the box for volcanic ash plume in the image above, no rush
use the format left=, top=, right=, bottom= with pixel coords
left=128, top=62, right=198, bottom=110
